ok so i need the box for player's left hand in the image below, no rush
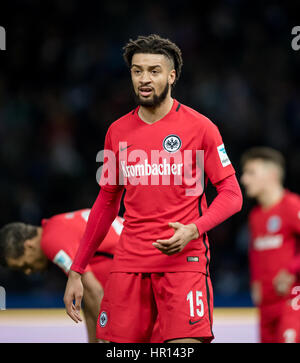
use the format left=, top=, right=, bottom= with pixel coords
left=273, top=269, right=296, bottom=296
left=153, top=222, right=200, bottom=256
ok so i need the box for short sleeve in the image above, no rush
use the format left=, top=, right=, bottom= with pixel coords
left=41, top=220, right=92, bottom=276
left=202, top=121, right=236, bottom=185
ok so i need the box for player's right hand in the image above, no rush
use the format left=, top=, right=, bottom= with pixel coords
left=273, top=269, right=296, bottom=296
left=64, top=270, right=84, bottom=323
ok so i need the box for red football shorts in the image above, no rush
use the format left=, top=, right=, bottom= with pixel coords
left=89, top=255, right=114, bottom=289
left=259, top=301, right=283, bottom=343
left=96, top=271, right=214, bottom=343
left=259, top=293, right=300, bottom=343
left=277, top=295, right=300, bottom=343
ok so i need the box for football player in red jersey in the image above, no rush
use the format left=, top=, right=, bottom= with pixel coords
left=64, top=34, right=243, bottom=343
left=241, top=147, right=300, bottom=343
left=0, top=209, right=124, bottom=342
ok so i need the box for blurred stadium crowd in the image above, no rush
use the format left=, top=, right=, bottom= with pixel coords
left=0, top=0, right=299, bottom=307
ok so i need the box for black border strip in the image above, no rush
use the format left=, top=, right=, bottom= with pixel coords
left=199, top=186, right=213, bottom=336
left=176, top=103, right=181, bottom=112
left=94, top=251, right=114, bottom=259
left=203, top=233, right=213, bottom=336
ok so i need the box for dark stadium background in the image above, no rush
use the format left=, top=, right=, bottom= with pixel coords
left=0, top=0, right=299, bottom=308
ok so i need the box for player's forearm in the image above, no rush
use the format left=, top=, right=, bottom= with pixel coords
left=194, top=174, right=243, bottom=236
left=71, top=188, right=123, bottom=274
left=249, top=252, right=260, bottom=284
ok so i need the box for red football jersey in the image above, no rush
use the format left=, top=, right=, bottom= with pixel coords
left=249, top=190, right=300, bottom=305
left=41, top=209, right=124, bottom=275
left=100, top=99, right=235, bottom=273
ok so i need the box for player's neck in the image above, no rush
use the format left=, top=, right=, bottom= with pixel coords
left=257, top=185, right=285, bottom=210
left=138, top=96, right=174, bottom=124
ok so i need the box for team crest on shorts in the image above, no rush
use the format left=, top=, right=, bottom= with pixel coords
left=163, top=134, right=182, bottom=153
left=100, top=311, right=108, bottom=328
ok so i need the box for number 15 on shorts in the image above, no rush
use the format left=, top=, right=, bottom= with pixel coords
left=187, top=290, right=204, bottom=318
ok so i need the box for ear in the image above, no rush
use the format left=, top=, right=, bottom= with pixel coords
left=24, top=239, right=35, bottom=249
left=168, top=69, right=176, bottom=85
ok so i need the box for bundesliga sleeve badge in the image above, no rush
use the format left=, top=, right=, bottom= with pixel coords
left=217, top=144, right=231, bottom=167
left=53, top=250, right=73, bottom=274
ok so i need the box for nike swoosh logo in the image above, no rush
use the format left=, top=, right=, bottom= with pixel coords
left=189, top=319, right=201, bottom=325
left=120, top=144, right=133, bottom=152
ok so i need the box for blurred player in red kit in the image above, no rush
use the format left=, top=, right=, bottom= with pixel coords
left=0, top=209, right=124, bottom=342
left=64, top=34, right=243, bottom=343
left=241, top=147, right=300, bottom=343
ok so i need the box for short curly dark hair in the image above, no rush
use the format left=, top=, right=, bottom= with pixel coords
left=123, top=34, right=183, bottom=88
left=0, top=223, right=38, bottom=267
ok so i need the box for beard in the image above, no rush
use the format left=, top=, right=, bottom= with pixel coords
left=133, top=82, right=170, bottom=108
